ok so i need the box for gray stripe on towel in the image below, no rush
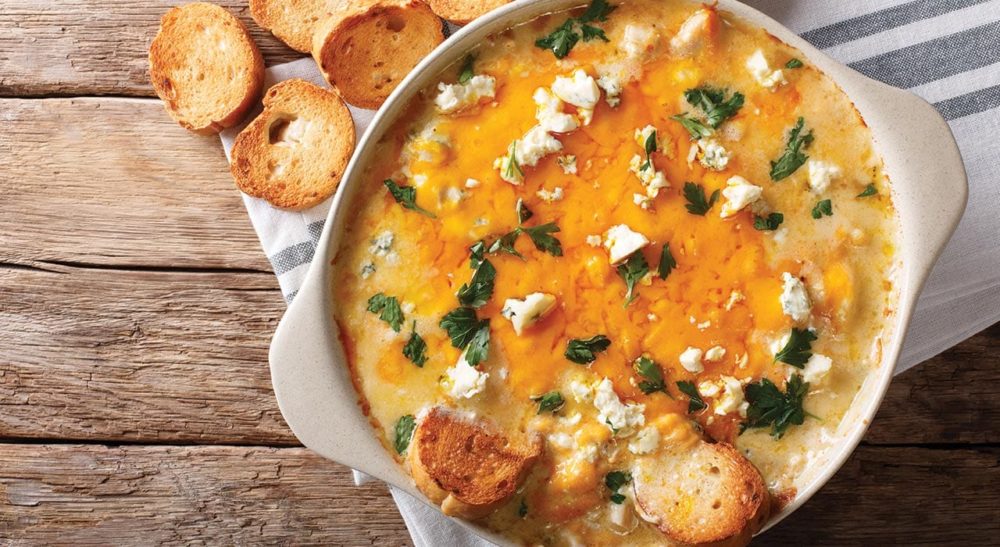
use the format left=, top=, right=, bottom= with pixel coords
left=307, top=220, right=325, bottom=243
left=269, top=241, right=316, bottom=276
left=849, top=21, right=1000, bottom=89
left=935, top=83, right=1000, bottom=120
left=801, top=0, right=992, bottom=49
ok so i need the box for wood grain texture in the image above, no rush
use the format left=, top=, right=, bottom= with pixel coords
left=0, top=264, right=294, bottom=445
left=0, top=98, right=272, bottom=271
left=0, top=0, right=306, bottom=98
left=0, top=444, right=411, bottom=545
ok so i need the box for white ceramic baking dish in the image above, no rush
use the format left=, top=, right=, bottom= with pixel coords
left=268, top=0, right=968, bottom=543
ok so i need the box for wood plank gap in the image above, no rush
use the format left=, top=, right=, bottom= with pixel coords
left=0, top=259, right=276, bottom=276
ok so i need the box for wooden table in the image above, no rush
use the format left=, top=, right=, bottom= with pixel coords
left=1, top=2, right=997, bottom=544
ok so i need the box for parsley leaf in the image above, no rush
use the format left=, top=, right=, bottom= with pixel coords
left=469, top=240, right=486, bottom=269
left=580, top=23, right=609, bottom=42
left=531, top=391, right=566, bottom=414
left=811, top=199, right=833, bottom=219
left=742, top=374, right=809, bottom=439
left=684, top=87, right=745, bottom=128
left=440, top=307, right=487, bottom=349
left=384, top=179, right=436, bottom=218
left=516, top=198, right=534, bottom=224
left=676, top=381, right=707, bottom=413
left=683, top=182, right=721, bottom=216
left=402, top=321, right=428, bottom=367
left=640, top=130, right=657, bottom=171
left=535, top=19, right=579, bottom=59
left=503, top=141, right=525, bottom=182
left=786, top=58, right=804, bottom=69
left=393, top=414, right=416, bottom=454
left=518, top=500, right=528, bottom=518
left=456, top=259, right=496, bottom=308
left=605, top=470, right=632, bottom=504
left=769, top=117, right=814, bottom=181
left=464, top=321, right=491, bottom=366
left=616, top=251, right=649, bottom=307
left=858, top=183, right=878, bottom=198
left=488, top=230, right=523, bottom=259
left=774, top=328, right=818, bottom=367
left=521, top=222, right=563, bottom=256
left=670, top=113, right=713, bottom=140
left=579, top=0, right=615, bottom=22
left=535, top=0, right=615, bottom=59
left=565, top=335, right=611, bottom=364
left=657, top=244, right=676, bottom=280
left=633, top=356, right=666, bottom=394
left=458, top=54, right=475, bottom=84
left=753, top=212, right=785, bottom=231
left=367, top=293, right=404, bottom=332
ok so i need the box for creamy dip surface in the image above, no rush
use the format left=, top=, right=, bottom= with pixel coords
left=332, top=0, right=900, bottom=544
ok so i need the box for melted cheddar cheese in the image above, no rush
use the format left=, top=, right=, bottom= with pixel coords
left=332, top=1, right=899, bottom=544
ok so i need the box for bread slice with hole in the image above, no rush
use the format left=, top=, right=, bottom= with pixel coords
left=149, top=2, right=264, bottom=135
left=312, top=0, right=445, bottom=109
left=249, top=0, right=342, bottom=53
left=407, top=407, right=543, bottom=520
left=230, top=79, right=355, bottom=210
left=425, top=0, right=511, bottom=24
left=632, top=441, right=770, bottom=546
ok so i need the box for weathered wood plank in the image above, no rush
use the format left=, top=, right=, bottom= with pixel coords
left=0, top=444, right=411, bottom=545
left=0, top=98, right=271, bottom=271
left=0, top=0, right=306, bottom=97
left=0, top=264, right=293, bottom=445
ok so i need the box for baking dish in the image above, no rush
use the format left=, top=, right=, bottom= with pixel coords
left=268, top=0, right=967, bottom=542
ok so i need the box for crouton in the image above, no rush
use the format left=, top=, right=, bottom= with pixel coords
left=149, top=2, right=264, bottom=135
left=632, top=441, right=770, bottom=546
left=426, top=0, right=511, bottom=24
left=249, top=0, right=343, bottom=53
left=312, top=0, right=445, bottom=109
left=407, top=407, right=543, bottom=520
left=230, top=79, right=355, bottom=209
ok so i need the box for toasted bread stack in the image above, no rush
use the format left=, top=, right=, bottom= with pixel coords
left=632, top=441, right=771, bottom=546
left=149, top=2, right=264, bottom=135
left=407, top=407, right=543, bottom=520
left=312, top=0, right=445, bottom=109
left=230, top=79, right=356, bottom=210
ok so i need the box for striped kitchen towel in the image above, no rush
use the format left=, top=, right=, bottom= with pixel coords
left=219, top=0, right=1000, bottom=544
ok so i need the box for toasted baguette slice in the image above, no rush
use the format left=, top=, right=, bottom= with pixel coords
left=407, top=407, right=543, bottom=520
left=230, top=79, right=355, bottom=210
left=249, top=0, right=341, bottom=53
left=149, top=2, right=264, bottom=135
left=426, top=0, right=510, bottom=24
left=312, top=0, right=445, bottom=109
left=632, top=441, right=769, bottom=547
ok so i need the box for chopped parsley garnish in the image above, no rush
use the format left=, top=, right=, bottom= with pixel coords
left=488, top=230, right=523, bottom=259
left=469, top=240, right=486, bottom=269
left=633, top=356, right=666, bottom=394
left=393, top=414, right=416, bottom=454
left=753, top=212, right=785, bottom=231
left=535, top=0, right=616, bottom=59
left=640, top=130, right=657, bottom=171
left=683, top=182, right=721, bottom=216
left=811, top=199, right=833, bottom=219
left=464, top=321, right=491, bottom=366
left=458, top=54, right=475, bottom=84
left=786, top=58, right=804, bottom=69
left=858, top=183, right=878, bottom=198
left=516, top=198, right=534, bottom=224
left=521, top=222, right=563, bottom=256
left=676, top=381, right=707, bottom=413
left=456, top=259, right=496, bottom=308
left=769, top=117, right=814, bottom=181
left=531, top=391, right=566, bottom=414
left=683, top=87, right=745, bottom=128
left=402, top=321, right=428, bottom=367
left=670, top=113, right=713, bottom=140
left=367, top=293, right=404, bottom=332
left=604, top=470, right=632, bottom=504
left=439, top=307, right=487, bottom=349
left=774, top=328, right=818, bottom=367
left=518, top=499, right=528, bottom=518
left=383, top=179, right=436, bottom=218
left=742, top=374, right=809, bottom=439
left=616, top=251, right=649, bottom=307
left=565, top=335, right=611, bottom=364
left=503, top=141, right=525, bottom=182
left=657, top=244, right=676, bottom=280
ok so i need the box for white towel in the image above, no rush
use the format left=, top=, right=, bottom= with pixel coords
left=220, top=1, right=1000, bottom=544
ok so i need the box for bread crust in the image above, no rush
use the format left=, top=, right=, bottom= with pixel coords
left=426, top=0, right=510, bottom=24
left=230, top=79, right=355, bottom=210
left=312, top=0, right=445, bottom=109
left=249, top=0, right=342, bottom=53
left=149, top=2, right=264, bottom=135
left=633, top=441, right=770, bottom=547
left=407, top=407, right=542, bottom=520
